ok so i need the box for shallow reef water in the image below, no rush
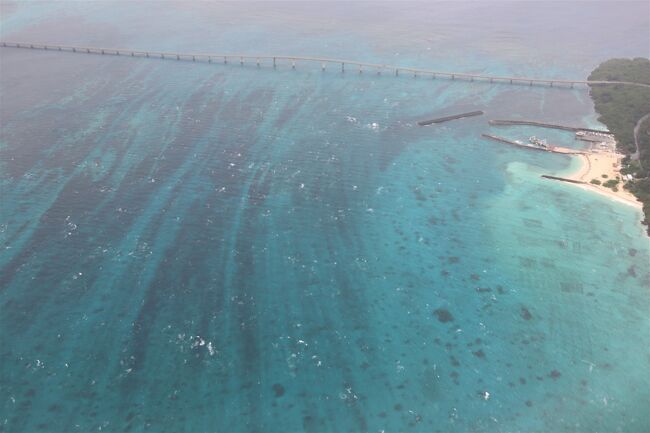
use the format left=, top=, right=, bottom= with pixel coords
left=1, top=2, right=649, bottom=432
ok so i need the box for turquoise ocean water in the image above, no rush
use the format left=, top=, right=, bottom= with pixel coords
left=1, top=2, right=649, bottom=432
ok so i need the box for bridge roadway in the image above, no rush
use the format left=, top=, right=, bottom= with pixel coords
left=3, top=41, right=650, bottom=89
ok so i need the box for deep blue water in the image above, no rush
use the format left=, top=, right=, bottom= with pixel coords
left=1, top=2, right=649, bottom=432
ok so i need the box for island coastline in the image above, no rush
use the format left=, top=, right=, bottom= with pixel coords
left=561, top=152, right=642, bottom=208
left=587, top=57, right=650, bottom=233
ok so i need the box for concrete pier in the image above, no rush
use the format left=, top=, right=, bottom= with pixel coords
left=481, top=133, right=586, bottom=155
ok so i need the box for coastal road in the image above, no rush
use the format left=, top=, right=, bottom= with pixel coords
left=633, top=113, right=649, bottom=166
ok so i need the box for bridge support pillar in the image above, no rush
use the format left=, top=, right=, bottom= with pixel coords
left=529, top=81, right=532, bottom=86
left=131, top=52, right=134, bottom=56
left=570, top=83, right=574, bottom=89
left=292, top=60, right=296, bottom=69
left=101, top=49, right=104, bottom=54
left=341, top=62, right=344, bottom=73
left=510, top=79, right=513, bottom=84
left=116, top=50, right=119, bottom=55
left=256, top=58, right=260, bottom=67
left=72, top=47, right=76, bottom=52
left=359, top=65, right=363, bottom=74
left=240, top=56, right=244, bottom=66
left=273, top=57, right=276, bottom=68
left=550, top=82, right=553, bottom=87
left=208, top=56, right=211, bottom=63
left=161, top=54, right=165, bottom=59
left=224, top=56, right=227, bottom=64
left=490, top=78, right=493, bottom=83
left=395, top=69, right=399, bottom=76
left=193, top=55, right=196, bottom=62
left=452, top=74, right=455, bottom=80
left=177, top=54, right=180, bottom=60
left=58, top=47, right=61, bottom=51
left=432, top=74, right=436, bottom=79
left=86, top=48, right=90, bottom=53
left=30, top=44, right=33, bottom=48
left=146, top=52, right=149, bottom=57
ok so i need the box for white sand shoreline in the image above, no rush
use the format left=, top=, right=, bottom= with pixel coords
left=562, top=153, right=641, bottom=208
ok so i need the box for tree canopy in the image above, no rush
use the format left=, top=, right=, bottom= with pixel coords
left=588, top=57, right=650, bottom=233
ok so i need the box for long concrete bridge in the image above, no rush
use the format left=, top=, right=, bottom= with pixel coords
left=2, top=41, right=649, bottom=89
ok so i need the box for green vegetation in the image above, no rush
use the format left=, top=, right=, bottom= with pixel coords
left=588, top=58, right=650, bottom=234
left=603, top=179, right=620, bottom=189
left=590, top=179, right=602, bottom=185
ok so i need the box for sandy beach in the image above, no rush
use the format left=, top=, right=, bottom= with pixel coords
left=563, top=152, right=641, bottom=208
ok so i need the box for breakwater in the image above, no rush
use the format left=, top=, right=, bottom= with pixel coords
left=541, top=175, right=586, bottom=184
left=417, top=110, right=484, bottom=126
left=489, top=120, right=610, bottom=134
